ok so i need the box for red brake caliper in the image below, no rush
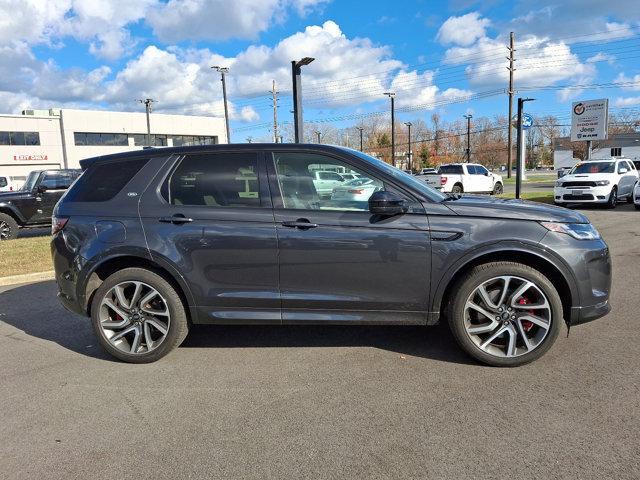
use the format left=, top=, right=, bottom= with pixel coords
left=518, top=297, right=534, bottom=331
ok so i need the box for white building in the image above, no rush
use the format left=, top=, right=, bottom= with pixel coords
left=0, top=108, right=227, bottom=180
left=553, top=132, right=640, bottom=169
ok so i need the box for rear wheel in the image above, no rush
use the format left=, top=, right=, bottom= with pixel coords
left=451, top=184, right=463, bottom=194
left=0, top=213, right=18, bottom=240
left=90, top=268, right=189, bottom=363
left=447, top=261, right=562, bottom=367
left=627, top=183, right=637, bottom=203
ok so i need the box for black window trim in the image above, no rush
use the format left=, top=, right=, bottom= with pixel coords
left=160, top=149, right=272, bottom=209
left=266, top=148, right=426, bottom=213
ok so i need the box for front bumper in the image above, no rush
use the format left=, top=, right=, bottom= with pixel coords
left=554, top=186, right=613, bottom=203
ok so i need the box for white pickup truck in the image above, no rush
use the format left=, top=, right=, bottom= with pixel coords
left=422, top=163, right=503, bottom=194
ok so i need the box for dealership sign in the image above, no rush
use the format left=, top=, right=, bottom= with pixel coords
left=571, top=99, right=608, bottom=141
left=13, top=154, right=48, bottom=161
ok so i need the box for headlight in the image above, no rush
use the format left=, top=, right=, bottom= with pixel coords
left=594, top=180, right=610, bottom=186
left=555, top=180, right=563, bottom=187
left=540, top=222, right=601, bottom=240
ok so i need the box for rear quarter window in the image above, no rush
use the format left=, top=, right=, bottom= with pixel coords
left=64, top=158, right=149, bottom=202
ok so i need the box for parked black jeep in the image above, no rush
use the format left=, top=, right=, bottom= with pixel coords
left=0, top=169, right=81, bottom=240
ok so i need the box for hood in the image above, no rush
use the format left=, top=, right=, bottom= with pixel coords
left=443, top=195, right=589, bottom=223
left=0, top=190, right=30, bottom=202
left=559, top=173, right=612, bottom=183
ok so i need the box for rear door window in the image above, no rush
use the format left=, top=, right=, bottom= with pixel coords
left=65, top=158, right=148, bottom=202
left=167, top=153, right=261, bottom=208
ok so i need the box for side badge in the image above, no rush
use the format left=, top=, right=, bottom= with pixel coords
left=127, top=192, right=138, bottom=197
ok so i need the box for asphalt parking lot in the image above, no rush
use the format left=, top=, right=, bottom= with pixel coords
left=1, top=204, right=639, bottom=479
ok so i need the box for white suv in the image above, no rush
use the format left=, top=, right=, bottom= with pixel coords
left=554, top=158, right=639, bottom=208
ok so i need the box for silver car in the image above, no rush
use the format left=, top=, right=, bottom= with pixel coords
left=331, top=177, right=383, bottom=202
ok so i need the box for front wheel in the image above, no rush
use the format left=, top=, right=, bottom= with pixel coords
left=606, top=187, right=617, bottom=209
left=90, top=268, right=189, bottom=363
left=492, top=182, right=503, bottom=195
left=447, top=261, right=562, bottom=367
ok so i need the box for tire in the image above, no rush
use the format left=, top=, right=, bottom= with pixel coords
left=635, top=204, right=640, bottom=211
left=451, top=184, right=463, bottom=194
left=492, top=182, right=503, bottom=195
left=627, top=184, right=636, bottom=203
left=446, top=261, right=562, bottom=367
left=606, top=187, right=617, bottom=209
left=0, top=212, right=19, bottom=240
left=90, top=267, right=189, bottom=363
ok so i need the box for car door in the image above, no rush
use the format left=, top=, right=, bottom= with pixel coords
left=32, top=171, right=78, bottom=223
left=465, top=165, right=482, bottom=192
left=267, top=150, right=432, bottom=324
left=475, top=165, right=494, bottom=192
left=139, top=150, right=280, bottom=323
left=617, top=161, right=634, bottom=197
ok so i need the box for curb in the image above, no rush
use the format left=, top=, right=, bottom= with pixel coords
left=0, top=271, right=55, bottom=287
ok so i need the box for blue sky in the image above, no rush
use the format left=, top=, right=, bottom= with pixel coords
left=1, top=0, right=640, bottom=140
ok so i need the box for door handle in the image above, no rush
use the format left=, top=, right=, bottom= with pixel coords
left=282, top=219, right=318, bottom=229
left=159, top=215, right=194, bottom=224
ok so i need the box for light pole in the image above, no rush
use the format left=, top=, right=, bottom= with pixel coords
left=384, top=92, right=396, bottom=166
left=315, top=131, right=321, bottom=144
left=137, top=98, right=155, bottom=147
left=291, top=57, right=315, bottom=143
left=463, top=114, right=472, bottom=163
left=212, top=66, right=230, bottom=143
left=357, top=126, right=364, bottom=152
left=404, top=122, right=412, bottom=171
left=515, top=97, right=535, bottom=199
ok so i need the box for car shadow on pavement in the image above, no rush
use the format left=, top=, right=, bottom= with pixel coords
left=0, top=280, right=474, bottom=365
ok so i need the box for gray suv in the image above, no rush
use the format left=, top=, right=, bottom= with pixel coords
left=52, top=145, right=611, bottom=366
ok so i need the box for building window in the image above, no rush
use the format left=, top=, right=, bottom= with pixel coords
left=74, top=132, right=128, bottom=146
left=171, top=135, right=218, bottom=146
left=611, top=147, right=622, bottom=157
left=0, top=131, right=40, bottom=146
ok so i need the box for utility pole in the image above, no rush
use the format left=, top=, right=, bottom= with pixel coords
left=384, top=92, right=396, bottom=166
left=464, top=114, right=472, bottom=163
left=212, top=66, right=231, bottom=143
left=137, top=98, right=155, bottom=147
left=271, top=80, right=279, bottom=143
left=404, top=122, right=413, bottom=171
left=315, top=131, right=321, bottom=144
left=506, top=32, right=515, bottom=178
left=357, top=126, right=364, bottom=152
left=515, top=97, right=534, bottom=199
left=291, top=57, right=315, bottom=143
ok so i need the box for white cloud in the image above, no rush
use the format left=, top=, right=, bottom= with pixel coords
left=614, top=96, right=640, bottom=107
left=436, top=12, right=490, bottom=46
left=614, top=72, right=640, bottom=91
left=443, top=35, right=595, bottom=91
left=147, top=0, right=329, bottom=43
left=586, top=53, right=616, bottom=64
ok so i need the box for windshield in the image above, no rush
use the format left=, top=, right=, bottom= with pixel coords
left=571, top=162, right=615, bottom=174
left=345, top=148, right=447, bottom=202
left=20, top=171, right=40, bottom=191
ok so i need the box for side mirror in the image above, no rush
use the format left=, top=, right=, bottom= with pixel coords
left=36, top=185, right=47, bottom=194
left=369, top=191, right=408, bottom=216
left=619, top=168, right=628, bottom=174
left=484, top=172, right=489, bottom=176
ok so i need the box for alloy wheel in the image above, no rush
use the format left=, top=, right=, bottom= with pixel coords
left=98, top=281, right=171, bottom=354
left=0, top=220, right=10, bottom=240
left=463, top=275, right=552, bottom=358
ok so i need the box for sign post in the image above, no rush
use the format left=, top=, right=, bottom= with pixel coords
left=570, top=99, right=609, bottom=159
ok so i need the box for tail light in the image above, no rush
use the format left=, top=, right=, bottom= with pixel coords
left=440, top=177, right=448, bottom=185
left=348, top=189, right=365, bottom=194
left=51, top=216, right=69, bottom=235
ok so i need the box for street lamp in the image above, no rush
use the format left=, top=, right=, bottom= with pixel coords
left=404, top=122, right=412, bottom=171
left=315, top=130, right=321, bottom=144
left=212, top=66, right=230, bottom=143
left=291, top=57, right=315, bottom=143
left=357, top=126, right=364, bottom=152
left=384, top=92, right=395, bottom=166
